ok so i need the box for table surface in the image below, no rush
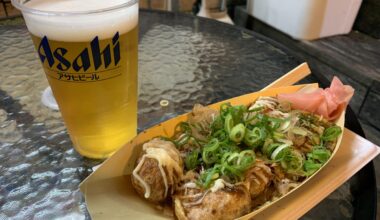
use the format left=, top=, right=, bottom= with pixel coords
left=0, top=9, right=376, bottom=219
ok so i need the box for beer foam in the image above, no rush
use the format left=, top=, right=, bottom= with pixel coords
left=22, top=0, right=138, bottom=41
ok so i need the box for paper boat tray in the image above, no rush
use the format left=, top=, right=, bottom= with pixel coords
left=78, top=81, right=380, bottom=219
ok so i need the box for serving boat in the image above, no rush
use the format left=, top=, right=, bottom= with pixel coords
left=80, top=63, right=349, bottom=219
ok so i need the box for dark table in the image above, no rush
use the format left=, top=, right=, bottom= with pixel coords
left=0, top=9, right=376, bottom=219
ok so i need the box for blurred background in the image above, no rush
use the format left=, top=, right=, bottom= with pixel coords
left=1, top=0, right=378, bottom=38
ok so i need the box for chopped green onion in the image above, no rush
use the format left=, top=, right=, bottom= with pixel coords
left=291, top=127, right=308, bottom=136
left=238, top=150, right=255, bottom=167
left=321, top=126, right=342, bottom=141
left=226, top=152, right=240, bottom=164
left=239, top=149, right=255, bottom=158
left=187, top=137, right=201, bottom=147
left=271, top=144, right=290, bottom=160
left=303, top=146, right=332, bottom=176
left=212, top=130, right=228, bottom=142
left=204, top=138, right=220, bottom=151
left=229, top=123, right=246, bottom=143
left=220, top=150, right=256, bottom=179
left=176, top=134, right=190, bottom=146
left=307, top=147, right=331, bottom=163
left=222, top=163, right=243, bottom=177
left=178, top=122, right=192, bottom=135
left=202, top=138, right=220, bottom=164
left=245, top=113, right=258, bottom=123
left=270, top=121, right=281, bottom=130
left=263, top=143, right=280, bottom=157
left=220, top=103, right=231, bottom=116
left=304, top=159, right=322, bottom=176
left=221, top=151, right=232, bottom=162
left=185, top=149, right=200, bottom=170
left=179, top=99, right=340, bottom=187
left=276, top=138, right=293, bottom=146
left=200, top=165, right=222, bottom=188
left=310, top=134, right=320, bottom=145
left=244, top=127, right=265, bottom=148
left=224, top=114, right=234, bottom=134
left=268, top=117, right=284, bottom=123
left=266, top=117, right=283, bottom=130
left=229, top=105, right=246, bottom=124
left=273, top=131, right=285, bottom=139
left=280, top=149, right=304, bottom=172
left=263, top=138, right=273, bottom=149
left=211, top=115, right=224, bottom=132
left=202, top=150, right=218, bottom=164
left=278, top=119, right=291, bottom=131
left=218, top=142, right=240, bottom=154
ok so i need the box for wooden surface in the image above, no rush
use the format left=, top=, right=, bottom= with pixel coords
left=253, top=128, right=380, bottom=220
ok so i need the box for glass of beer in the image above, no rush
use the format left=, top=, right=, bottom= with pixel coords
left=12, top=0, right=139, bottom=159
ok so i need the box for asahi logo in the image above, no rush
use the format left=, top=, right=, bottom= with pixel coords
left=37, top=32, right=120, bottom=72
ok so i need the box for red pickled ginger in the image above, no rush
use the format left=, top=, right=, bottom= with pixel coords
left=278, top=77, right=354, bottom=121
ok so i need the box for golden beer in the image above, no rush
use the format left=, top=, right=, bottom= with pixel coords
left=13, top=0, right=139, bottom=158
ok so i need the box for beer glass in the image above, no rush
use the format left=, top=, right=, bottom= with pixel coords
left=12, top=0, right=139, bottom=159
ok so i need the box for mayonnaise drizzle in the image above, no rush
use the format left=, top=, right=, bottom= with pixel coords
left=210, top=178, right=234, bottom=192
left=132, top=155, right=151, bottom=198
left=182, top=190, right=210, bottom=207
left=182, top=182, right=198, bottom=189
left=132, top=139, right=183, bottom=199
left=210, top=179, right=225, bottom=192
